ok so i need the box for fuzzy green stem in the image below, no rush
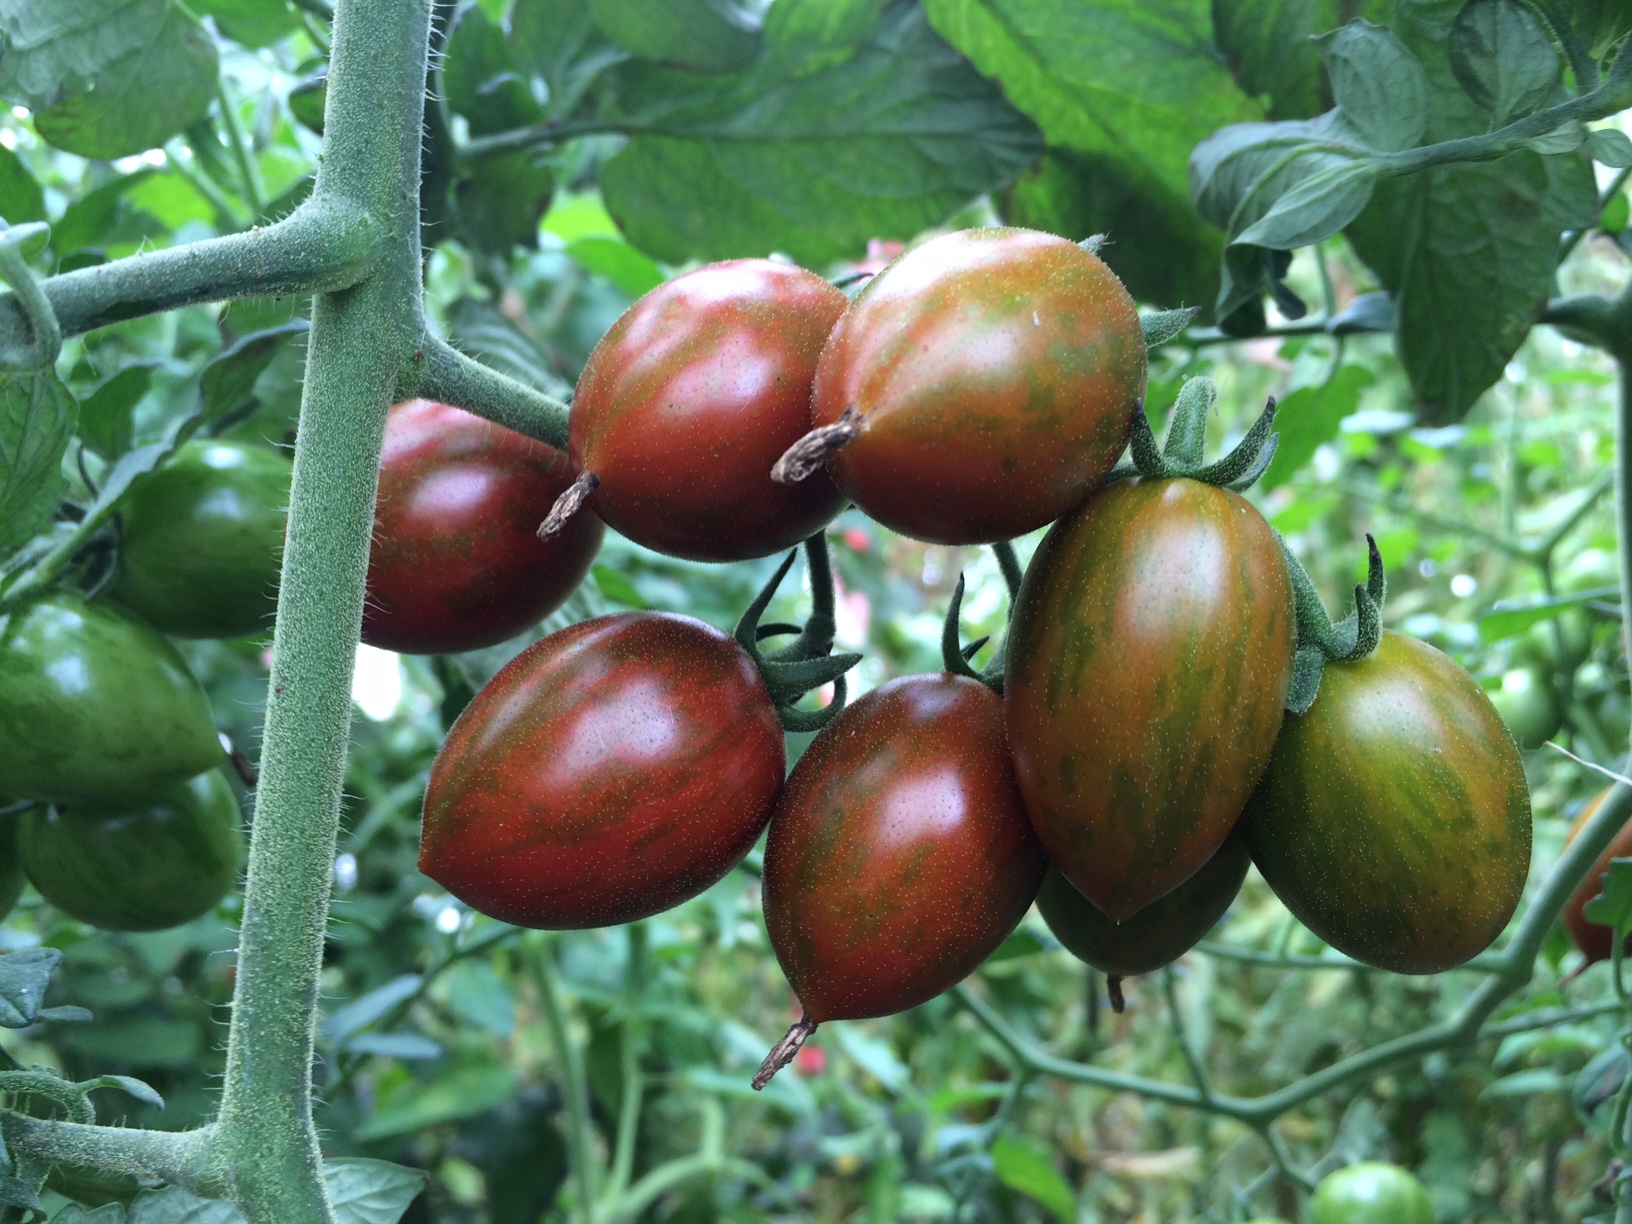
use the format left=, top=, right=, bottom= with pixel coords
left=0, top=232, right=61, bottom=370
left=535, top=936, right=598, bottom=1224
left=0, top=1116, right=222, bottom=1197
left=209, top=0, right=432, bottom=1219
left=410, top=336, right=571, bottom=448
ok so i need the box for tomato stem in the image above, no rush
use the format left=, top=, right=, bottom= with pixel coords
left=751, top=1014, right=818, bottom=1090
left=537, top=471, right=599, bottom=542
left=770, top=407, right=860, bottom=485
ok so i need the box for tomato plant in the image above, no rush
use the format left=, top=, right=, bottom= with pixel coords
left=363, top=398, right=603, bottom=654
left=1309, top=1162, right=1435, bottom=1224
left=1563, top=787, right=1632, bottom=964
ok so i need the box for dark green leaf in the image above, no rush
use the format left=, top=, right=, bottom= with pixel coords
left=199, top=320, right=308, bottom=424
left=0, top=145, right=45, bottom=226
left=51, top=171, right=156, bottom=258
left=0, top=370, right=76, bottom=561
left=288, top=68, right=326, bottom=134
left=600, top=1, right=1042, bottom=265
left=1449, top=0, right=1562, bottom=125
left=0, top=1176, right=45, bottom=1224
left=985, top=925, right=1060, bottom=963
left=1588, top=127, right=1632, bottom=168
left=188, top=0, right=301, bottom=48
left=321, top=974, right=422, bottom=1045
left=510, top=0, right=627, bottom=119
left=78, top=362, right=156, bottom=459
left=990, top=1134, right=1075, bottom=1223
left=1479, top=585, right=1619, bottom=640
left=1234, top=156, right=1379, bottom=248
left=0, top=947, right=64, bottom=1028
left=1583, top=858, right=1632, bottom=934
left=587, top=0, right=762, bottom=73
left=1317, top=20, right=1429, bottom=151
left=0, top=0, right=220, bottom=160
left=455, top=153, right=554, bottom=254
left=1261, top=364, right=1373, bottom=489
left=1213, top=0, right=1340, bottom=119
left=444, top=4, right=547, bottom=137
left=342, top=1032, right=442, bottom=1061
left=1574, top=1044, right=1628, bottom=1126
left=564, top=235, right=663, bottom=296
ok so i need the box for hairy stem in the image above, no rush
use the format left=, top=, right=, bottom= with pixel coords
left=0, top=1116, right=223, bottom=1197
left=410, top=336, right=571, bottom=448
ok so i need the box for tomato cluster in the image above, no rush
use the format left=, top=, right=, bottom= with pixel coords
left=412, top=228, right=1533, bottom=1085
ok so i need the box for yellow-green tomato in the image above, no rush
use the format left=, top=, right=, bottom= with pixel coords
left=1310, top=1162, right=1433, bottom=1224
left=112, top=440, right=291, bottom=639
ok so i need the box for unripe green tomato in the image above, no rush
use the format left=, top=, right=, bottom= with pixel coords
left=0, top=595, right=223, bottom=806
left=1514, top=610, right=1592, bottom=672
left=1311, top=1162, right=1433, bottom=1224
left=19, top=769, right=243, bottom=932
left=1489, top=667, right=1562, bottom=749
left=112, top=440, right=291, bottom=639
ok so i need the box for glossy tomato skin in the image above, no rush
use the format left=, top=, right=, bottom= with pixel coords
left=1243, top=632, right=1532, bottom=974
left=1309, top=1163, right=1433, bottom=1224
left=19, top=769, right=243, bottom=932
left=1560, top=788, right=1631, bottom=964
left=811, top=227, right=1145, bottom=545
left=0, top=595, right=223, bottom=807
left=111, top=440, right=291, bottom=639
left=762, top=675, right=1048, bottom=1022
left=1004, top=477, right=1294, bottom=921
left=363, top=399, right=604, bottom=655
left=571, top=260, right=848, bottom=562
left=421, top=612, right=784, bottom=928
left=1037, top=828, right=1249, bottom=978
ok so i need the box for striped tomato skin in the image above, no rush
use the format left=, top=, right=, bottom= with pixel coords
left=1562, top=788, right=1632, bottom=965
left=811, top=227, right=1145, bottom=546
left=1243, top=631, right=1532, bottom=973
left=1004, top=477, right=1294, bottom=921
left=420, top=613, right=785, bottom=929
left=762, top=675, right=1047, bottom=1021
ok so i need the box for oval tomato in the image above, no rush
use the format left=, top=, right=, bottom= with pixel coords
left=363, top=399, right=605, bottom=655
left=0, top=595, right=222, bottom=807
left=571, top=260, right=847, bottom=562
left=1561, top=787, right=1632, bottom=965
left=421, top=612, right=784, bottom=928
left=1489, top=666, right=1562, bottom=749
left=1037, top=827, right=1249, bottom=979
left=20, top=769, right=243, bottom=932
left=1243, top=631, right=1531, bottom=973
left=1310, top=1162, right=1433, bottom=1224
left=809, top=227, right=1145, bottom=545
left=1004, top=477, right=1293, bottom=921
left=112, top=439, right=291, bottom=639
left=762, top=675, right=1047, bottom=1022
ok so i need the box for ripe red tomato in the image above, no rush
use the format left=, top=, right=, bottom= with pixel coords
left=762, top=675, right=1047, bottom=1023
left=809, top=227, right=1145, bottom=545
left=420, top=612, right=785, bottom=928
left=363, top=399, right=604, bottom=655
left=1005, top=477, right=1293, bottom=921
left=570, top=260, right=848, bottom=562
left=1243, top=631, right=1531, bottom=973
left=1562, top=788, right=1632, bottom=965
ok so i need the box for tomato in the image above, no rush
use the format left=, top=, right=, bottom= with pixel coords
left=19, top=769, right=243, bottom=932
left=421, top=612, right=784, bottom=928
left=1004, top=477, right=1293, bottom=921
left=570, top=260, right=848, bottom=562
left=363, top=399, right=605, bottom=655
left=1514, top=609, right=1592, bottom=672
left=0, top=819, right=22, bottom=924
left=1243, top=631, right=1531, bottom=973
left=808, top=227, right=1145, bottom=545
left=761, top=675, right=1047, bottom=1024
left=1037, top=827, right=1249, bottom=979
left=0, top=595, right=222, bottom=807
left=1488, top=666, right=1562, bottom=749
left=111, top=439, right=292, bottom=639
left=1561, top=788, right=1632, bottom=964
left=1309, top=1162, right=1434, bottom=1224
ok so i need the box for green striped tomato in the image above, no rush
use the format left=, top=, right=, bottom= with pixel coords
left=1243, top=631, right=1531, bottom=973
left=1005, top=477, right=1293, bottom=921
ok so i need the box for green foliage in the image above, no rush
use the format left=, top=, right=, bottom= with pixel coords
left=0, top=371, right=75, bottom=559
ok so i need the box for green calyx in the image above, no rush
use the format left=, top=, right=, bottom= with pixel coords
left=940, top=540, right=1022, bottom=694
left=1120, top=376, right=1279, bottom=490
left=734, top=533, right=862, bottom=733
left=1284, top=533, right=1388, bottom=715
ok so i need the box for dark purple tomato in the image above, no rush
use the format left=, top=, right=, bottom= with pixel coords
left=1005, top=477, right=1294, bottom=922
left=809, top=227, right=1146, bottom=545
left=363, top=399, right=604, bottom=655
left=762, top=675, right=1048, bottom=1022
left=1243, top=632, right=1531, bottom=974
left=571, top=260, right=848, bottom=562
left=420, top=612, right=785, bottom=928
left=1037, top=827, right=1249, bottom=979
left=1562, top=788, right=1632, bottom=965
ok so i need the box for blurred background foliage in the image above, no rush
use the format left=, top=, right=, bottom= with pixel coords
left=3, top=0, right=1632, bottom=1219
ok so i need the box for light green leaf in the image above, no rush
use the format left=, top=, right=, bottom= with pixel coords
left=592, top=565, right=652, bottom=609
left=0, top=145, right=45, bottom=226
left=0, top=369, right=76, bottom=561
left=565, top=235, right=664, bottom=297
left=1260, top=364, right=1374, bottom=490
left=1478, top=586, right=1618, bottom=641
left=0, top=0, right=219, bottom=160
left=990, top=1134, right=1075, bottom=1223
left=587, top=0, right=762, bottom=73
left=353, top=1062, right=517, bottom=1142
left=188, top=0, right=301, bottom=48
left=324, top=1158, right=428, bottom=1224
left=1588, top=127, right=1632, bottom=168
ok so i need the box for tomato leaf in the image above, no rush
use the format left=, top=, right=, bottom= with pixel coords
left=1260, top=365, right=1374, bottom=490
left=1583, top=858, right=1632, bottom=935
left=51, top=1206, right=126, bottom=1224
left=200, top=320, right=309, bottom=427
left=1479, top=586, right=1618, bottom=641
left=0, top=1176, right=45, bottom=1224
left=455, top=154, right=555, bottom=256
left=0, top=947, right=64, bottom=1029
left=1448, top=0, right=1562, bottom=128
left=0, top=145, right=46, bottom=227
left=444, top=4, right=547, bottom=137
left=990, top=1134, right=1075, bottom=1223
left=0, top=0, right=219, bottom=161
left=599, top=1, right=1041, bottom=265
left=1213, top=0, right=1339, bottom=120
left=1318, top=21, right=1429, bottom=152
left=565, top=235, right=664, bottom=297
left=587, top=0, right=763, bottom=74
left=119, top=1159, right=425, bottom=1224
left=1588, top=128, right=1632, bottom=169
left=353, top=1063, right=517, bottom=1142
left=0, top=370, right=77, bottom=562
left=78, top=363, right=158, bottom=460
left=321, top=974, right=423, bottom=1046
left=187, top=0, right=301, bottom=49
left=592, top=565, right=652, bottom=609
left=86, top=1074, right=165, bottom=1109
left=510, top=0, right=627, bottom=121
